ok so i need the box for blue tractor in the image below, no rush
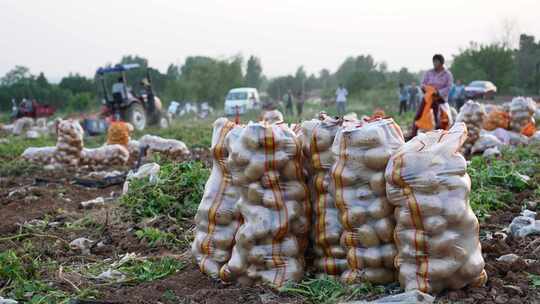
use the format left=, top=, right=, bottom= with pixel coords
left=95, top=63, right=169, bottom=131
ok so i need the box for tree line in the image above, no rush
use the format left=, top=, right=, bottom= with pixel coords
left=1, top=32, right=539, bottom=112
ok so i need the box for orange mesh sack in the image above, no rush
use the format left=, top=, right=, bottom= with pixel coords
left=223, top=122, right=309, bottom=287
left=330, top=118, right=405, bottom=284
left=483, top=110, right=510, bottom=131
left=107, top=121, right=130, bottom=147
left=54, top=119, right=84, bottom=167
left=385, top=123, right=487, bottom=294
left=300, top=116, right=348, bottom=277
left=192, top=118, right=242, bottom=279
left=509, top=97, right=537, bottom=137
left=415, top=86, right=436, bottom=132
left=455, top=100, right=486, bottom=154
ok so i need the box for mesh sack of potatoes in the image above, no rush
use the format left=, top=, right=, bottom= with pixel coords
left=12, top=117, right=35, bottom=135
left=54, top=119, right=84, bottom=166
left=470, top=133, right=503, bottom=154
left=139, top=135, right=191, bottom=161
left=483, top=109, right=510, bottom=131
left=127, top=140, right=141, bottom=165
left=455, top=100, right=486, bottom=154
left=300, top=116, right=348, bottom=276
left=509, top=97, right=537, bottom=135
left=262, top=110, right=284, bottom=124
left=80, top=145, right=130, bottom=168
left=192, top=118, right=243, bottom=279
left=330, top=118, right=404, bottom=284
left=385, top=122, right=487, bottom=294
left=222, top=122, right=309, bottom=287
left=21, top=147, right=57, bottom=165
left=106, top=121, right=131, bottom=147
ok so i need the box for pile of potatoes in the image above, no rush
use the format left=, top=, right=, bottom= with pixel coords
left=455, top=100, right=486, bottom=154
left=192, top=118, right=243, bottom=280
left=139, top=135, right=191, bottom=161
left=330, top=118, right=404, bottom=284
left=385, top=123, right=487, bottom=294
left=21, top=147, right=57, bottom=164
left=54, top=119, right=85, bottom=166
left=300, top=116, right=348, bottom=276
left=223, top=122, right=309, bottom=287
left=509, top=97, right=537, bottom=133
left=80, top=145, right=130, bottom=168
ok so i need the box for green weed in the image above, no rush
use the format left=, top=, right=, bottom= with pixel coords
left=121, top=161, right=209, bottom=221
left=281, top=276, right=384, bottom=304
left=135, top=227, right=182, bottom=248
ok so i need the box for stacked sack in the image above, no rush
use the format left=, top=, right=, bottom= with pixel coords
left=192, top=118, right=242, bottom=279
left=300, top=115, right=348, bottom=277
left=139, top=135, right=191, bottom=161
left=483, top=108, right=510, bottom=131
left=224, top=122, right=309, bottom=287
left=331, top=118, right=404, bottom=284
left=385, top=123, right=487, bottom=293
left=21, top=147, right=57, bottom=165
left=80, top=145, right=130, bottom=168
left=510, top=97, right=537, bottom=136
left=127, top=140, right=141, bottom=165
left=54, top=120, right=84, bottom=167
left=455, top=100, right=486, bottom=154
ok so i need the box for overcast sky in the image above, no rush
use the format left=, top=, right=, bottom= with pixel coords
left=1, top=0, right=539, bottom=80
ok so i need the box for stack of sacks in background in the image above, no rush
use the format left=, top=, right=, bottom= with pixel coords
left=11, top=117, right=35, bottom=136
left=385, top=123, right=486, bottom=293
left=127, top=140, right=141, bottom=165
left=54, top=119, right=85, bottom=167
left=331, top=118, right=405, bottom=284
left=137, top=135, right=191, bottom=161
left=509, top=97, right=537, bottom=137
left=192, top=118, right=242, bottom=279
left=80, top=145, right=129, bottom=168
left=21, top=146, right=57, bottom=165
left=261, top=110, right=284, bottom=124
left=455, top=100, right=486, bottom=154
left=300, top=115, right=348, bottom=277
left=224, top=122, right=309, bottom=287
left=483, top=107, right=510, bottom=131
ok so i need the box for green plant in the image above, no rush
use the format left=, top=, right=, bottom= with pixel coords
left=281, top=277, right=383, bottom=304
left=135, top=227, right=181, bottom=248
left=529, top=273, right=540, bottom=289
left=121, top=161, right=209, bottom=221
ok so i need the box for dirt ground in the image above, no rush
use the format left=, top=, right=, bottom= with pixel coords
left=1, top=154, right=539, bottom=303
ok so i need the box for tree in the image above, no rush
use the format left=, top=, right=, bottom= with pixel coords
left=1, top=65, right=31, bottom=86
left=450, top=42, right=514, bottom=93
left=515, top=34, right=540, bottom=94
left=36, top=72, right=49, bottom=88
left=59, top=74, right=95, bottom=95
left=245, top=56, right=263, bottom=89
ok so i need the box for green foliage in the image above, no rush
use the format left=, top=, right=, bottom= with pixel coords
left=515, top=34, right=540, bottom=94
left=450, top=42, right=514, bottom=93
left=245, top=55, right=263, bottom=89
left=529, top=273, right=540, bottom=289
left=121, top=161, right=209, bottom=221
left=281, top=277, right=383, bottom=304
left=468, top=145, right=540, bottom=218
left=120, top=257, right=184, bottom=283
left=0, top=159, right=39, bottom=177
left=59, top=73, right=95, bottom=95
left=135, top=227, right=182, bottom=248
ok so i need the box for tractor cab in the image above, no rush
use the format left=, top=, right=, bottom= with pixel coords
left=96, top=63, right=168, bottom=131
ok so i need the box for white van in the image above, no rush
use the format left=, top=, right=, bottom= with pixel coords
left=224, top=88, right=260, bottom=115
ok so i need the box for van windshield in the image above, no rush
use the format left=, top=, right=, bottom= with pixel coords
left=227, top=92, right=248, bottom=100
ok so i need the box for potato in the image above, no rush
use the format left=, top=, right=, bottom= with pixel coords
left=367, top=197, right=393, bottom=219
left=355, top=224, right=380, bottom=247
left=360, top=247, right=383, bottom=268
left=281, top=160, right=302, bottom=180
left=212, top=230, right=236, bottom=248
left=374, top=218, right=395, bottom=243
left=427, top=257, right=461, bottom=280
left=343, top=206, right=368, bottom=227
left=379, top=244, right=397, bottom=269
left=369, top=172, right=386, bottom=196
left=363, top=147, right=392, bottom=170
left=361, top=268, right=396, bottom=284
left=245, top=160, right=266, bottom=181
left=247, top=183, right=264, bottom=203
left=424, top=216, right=447, bottom=236
left=356, top=185, right=376, bottom=200
left=349, top=126, right=383, bottom=147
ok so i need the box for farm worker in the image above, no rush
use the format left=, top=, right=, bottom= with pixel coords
left=335, top=84, right=348, bottom=116
left=296, top=91, right=305, bottom=118
left=107, top=121, right=133, bottom=147
left=140, top=78, right=156, bottom=114
left=449, top=80, right=466, bottom=110
left=398, top=83, right=409, bottom=115
left=411, top=54, right=454, bottom=137
left=408, top=81, right=419, bottom=111
left=285, top=89, right=294, bottom=116
left=112, top=77, right=129, bottom=100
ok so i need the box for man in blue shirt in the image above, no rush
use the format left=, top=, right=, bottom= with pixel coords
left=398, top=83, right=409, bottom=115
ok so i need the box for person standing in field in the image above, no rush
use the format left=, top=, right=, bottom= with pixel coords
left=411, top=54, right=454, bottom=137
left=452, top=79, right=466, bottom=110
left=285, top=90, right=294, bottom=116
left=296, top=91, right=304, bottom=118
left=398, top=83, right=409, bottom=115
left=335, top=84, right=348, bottom=116
left=408, top=81, right=419, bottom=111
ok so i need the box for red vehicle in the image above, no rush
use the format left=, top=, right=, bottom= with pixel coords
left=14, top=99, right=56, bottom=120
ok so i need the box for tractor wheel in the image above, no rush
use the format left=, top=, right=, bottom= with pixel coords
left=125, top=103, right=146, bottom=131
